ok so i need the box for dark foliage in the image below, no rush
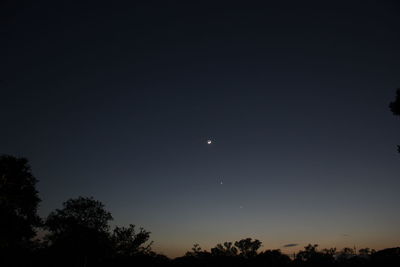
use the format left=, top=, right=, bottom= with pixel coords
left=235, top=238, right=262, bottom=258
left=389, top=89, right=400, bottom=116
left=1, top=156, right=400, bottom=267
left=389, top=89, right=400, bottom=152
left=0, top=155, right=41, bottom=266
left=44, top=196, right=113, bottom=267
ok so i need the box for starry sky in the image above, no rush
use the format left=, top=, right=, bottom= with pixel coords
left=1, top=0, right=400, bottom=257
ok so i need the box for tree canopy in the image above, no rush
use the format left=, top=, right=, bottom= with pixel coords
left=45, top=196, right=113, bottom=235
left=112, top=224, right=153, bottom=256
left=45, top=196, right=113, bottom=266
left=389, top=88, right=400, bottom=153
left=2, top=155, right=400, bottom=267
left=389, top=89, right=400, bottom=116
left=235, top=238, right=262, bottom=258
left=0, top=155, right=41, bottom=250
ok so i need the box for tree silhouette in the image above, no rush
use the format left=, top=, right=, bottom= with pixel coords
left=336, top=247, right=356, bottom=262
left=257, top=249, right=291, bottom=267
left=46, top=196, right=112, bottom=234
left=389, top=89, right=400, bottom=116
left=295, top=244, right=335, bottom=266
left=321, top=247, right=336, bottom=256
left=45, top=196, right=113, bottom=266
left=359, top=247, right=375, bottom=255
left=371, top=247, right=400, bottom=267
left=234, top=238, right=262, bottom=258
left=0, top=155, right=41, bottom=251
left=4, top=156, right=400, bottom=267
left=211, top=242, right=238, bottom=257
left=111, top=224, right=153, bottom=256
left=296, top=244, right=319, bottom=262
left=389, top=89, right=400, bottom=153
left=185, top=243, right=203, bottom=257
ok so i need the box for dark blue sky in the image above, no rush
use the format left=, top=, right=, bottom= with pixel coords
left=1, top=0, right=400, bottom=257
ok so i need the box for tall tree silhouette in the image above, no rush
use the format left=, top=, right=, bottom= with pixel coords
left=389, top=88, right=400, bottom=153
left=0, top=155, right=41, bottom=251
left=45, top=196, right=113, bottom=267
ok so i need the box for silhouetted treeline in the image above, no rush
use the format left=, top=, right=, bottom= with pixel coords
left=2, top=84, right=400, bottom=265
left=2, top=154, right=400, bottom=267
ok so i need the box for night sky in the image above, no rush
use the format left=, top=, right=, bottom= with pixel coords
left=1, top=1, right=400, bottom=257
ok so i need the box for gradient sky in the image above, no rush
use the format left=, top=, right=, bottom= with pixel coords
left=1, top=0, right=400, bottom=257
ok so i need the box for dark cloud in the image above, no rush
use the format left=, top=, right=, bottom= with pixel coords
left=283, top=244, right=299, bottom=248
